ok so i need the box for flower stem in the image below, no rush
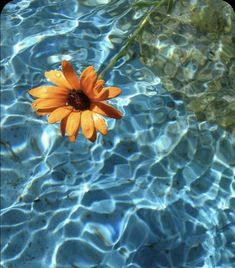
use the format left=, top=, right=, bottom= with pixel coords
left=98, top=0, right=165, bottom=78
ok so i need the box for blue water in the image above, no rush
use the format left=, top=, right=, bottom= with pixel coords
left=1, top=0, right=235, bottom=267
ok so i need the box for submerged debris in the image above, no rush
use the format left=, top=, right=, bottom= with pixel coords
left=137, top=0, right=235, bottom=134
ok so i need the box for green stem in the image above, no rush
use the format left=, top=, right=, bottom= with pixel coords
left=99, top=0, right=165, bottom=79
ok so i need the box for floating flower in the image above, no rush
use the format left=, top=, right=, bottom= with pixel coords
left=29, top=60, right=122, bottom=142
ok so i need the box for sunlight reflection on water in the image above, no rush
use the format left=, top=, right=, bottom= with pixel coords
left=1, top=0, right=235, bottom=267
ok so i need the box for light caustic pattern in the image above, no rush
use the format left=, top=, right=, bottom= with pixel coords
left=1, top=0, right=235, bottom=268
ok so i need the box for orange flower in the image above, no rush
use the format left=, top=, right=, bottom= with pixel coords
left=29, top=60, right=122, bottom=142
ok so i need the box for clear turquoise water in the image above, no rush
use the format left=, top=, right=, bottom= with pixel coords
left=1, top=0, right=235, bottom=267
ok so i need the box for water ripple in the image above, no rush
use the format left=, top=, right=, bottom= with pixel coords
left=1, top=0, right=235, bottom=268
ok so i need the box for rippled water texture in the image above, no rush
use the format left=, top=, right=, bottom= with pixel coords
left=1, top=0, right=235, bottom=267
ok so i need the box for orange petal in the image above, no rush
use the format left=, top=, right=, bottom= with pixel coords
left=60, top=115, right=69, bottom=136
left=90, top=90, right=109, bottom=102
left=29, top=86, right=69, bottom=98
left=66, top=111, right=81, bottom=136
left=68, top=123, right=80, bottom=142
left=88, top=129, right=97, bottom=142
left=45, top=70, right=73, bottom=89
left=68, top=135, right=76, bottom=142
left=92, top=112, right=108, bottom=135
left=80, top=66, right=97, bottom=97
left=94, top=79, right=105, bottom=93
left=81, top=110, right=95, bottom=140
left=32, top=98, right=67, bottom=109
left=36, top=108, right=56, bottom=116
left=48, top=106, right=73, bottom=124
left=90, top=101, right=122, bottom=119
left=61, top=60, right=80, bottom=90
left=103, top=87, right=122, bottom=99
left=91, top=87, right=122, bottom=101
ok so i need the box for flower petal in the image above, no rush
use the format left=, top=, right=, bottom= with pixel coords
left=29, top=86, right=69, bottom=98
left=81, top=110, right=95, bottom=140
left=90, top=90, right=109, bottom=102
left=60, top=115, right=69, bottom=136
left=32, top=98, right=67, bottom=109
left=45, top=70, right=73, bottom=89
left=66, top=111, right=81, bottom=136
left=90, top=101, right=122, bottom=119
left=91, top=87, right=122, bottom=101
left=68, top=135, right=77, bottom=142
left=61, top=60, right=80, bottom=90
left=80, top=66, right=97, bottom=97
left=94, top=79, right=105, bottom=93
left=92, top=113, right=108, bottom=135
left=88, top=129, right=97, bottom=142
left=92, top=112, right=108, bottom=135
left=103, top=87, right=122, bottom=99
left=48, top=106, right=73, bottom=124
left=68, top=121, right=81, bottom=142
left=36, top=108, right=56, bottom=116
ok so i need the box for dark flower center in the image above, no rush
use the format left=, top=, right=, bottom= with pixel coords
left=67, top=90, right=90, bottom=110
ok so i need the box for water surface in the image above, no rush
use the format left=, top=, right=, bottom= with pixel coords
left=1, top=0, right=235, bottom=267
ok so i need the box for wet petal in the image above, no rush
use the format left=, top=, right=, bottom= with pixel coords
left=45, top=70, right=73, bottom=89
left=90, top=101, right=122, bottom=119
left=48, top=106, right=73, bottom=124
left=32, top=98, right=67, bottom=109
left=80, top=66, right=97, bottom=97
left=61, top=60, right=80, bottom=90
left=81, top=110, right=95, bottom=140
left=66, top=111, right=81, bottom=136
left=91, top=87, right=121, bottom=101
left=92, top=112, right=108, bottom=135
left=29, top=86, right=69, bottom=98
